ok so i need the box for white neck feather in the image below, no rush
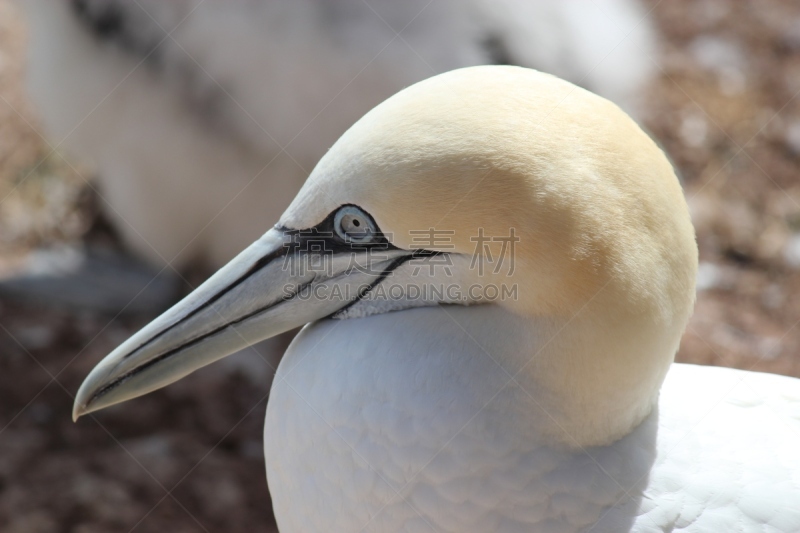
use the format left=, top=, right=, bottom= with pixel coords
left=452, top=298, right=680, bottom=448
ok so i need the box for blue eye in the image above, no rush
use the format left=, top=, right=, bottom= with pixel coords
left=334, top=206, right=376, bottom=243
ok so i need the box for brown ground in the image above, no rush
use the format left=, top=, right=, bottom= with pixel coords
left=0, top=0, right=799, bottom=531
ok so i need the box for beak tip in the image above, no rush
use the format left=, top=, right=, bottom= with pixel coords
left=72, top=396, right=90, bottom=422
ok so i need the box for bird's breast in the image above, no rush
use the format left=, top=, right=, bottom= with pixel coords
left=263, top=306, right=652, bottom=532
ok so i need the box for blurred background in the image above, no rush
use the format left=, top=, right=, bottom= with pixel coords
left=0, top=0, right=798, bottom=531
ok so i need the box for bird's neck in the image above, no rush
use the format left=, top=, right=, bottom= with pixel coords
left=466, top=300, right=680, bottom=448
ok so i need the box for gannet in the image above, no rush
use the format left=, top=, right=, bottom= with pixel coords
left=72, top=66, right=800, bottom=532
left=20, top=0, right=655, bottom=270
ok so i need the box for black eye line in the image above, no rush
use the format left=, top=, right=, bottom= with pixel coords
left=276, top=204, right=446, bottom=270
left=278, top=204, right=389, bottom=252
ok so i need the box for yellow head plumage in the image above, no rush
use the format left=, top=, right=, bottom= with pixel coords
left=282, top=65, right=696, bottom=324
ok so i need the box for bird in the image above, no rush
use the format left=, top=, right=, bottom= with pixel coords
left=19, top=0, right=656, bottom=272
left=71, top=66, right=800, bottom=532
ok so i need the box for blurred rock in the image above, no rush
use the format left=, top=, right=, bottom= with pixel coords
left=761, top=283, right=786, bottom=310
left=680, top=112, right=709, bottom=147
left=239, top=439, right=264, bottom=460
left=690, top=0, right=729, bottom=29
left=689, top=35, right=747, bottom=94
left=121, top=435, right=179, bottom=485
left=696, top=261, right=726, bottom=291
left=0, top=244, right=181, bottom=315
left=780, top=16, right=800, bottom=51
left=5, top=511, right=58, bottom=533
left=12, top=324, right=53, bottom=350
left=70, top=474, right=137, bottom=523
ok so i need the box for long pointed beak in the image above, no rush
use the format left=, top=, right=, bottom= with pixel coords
left=73, top=227, right=406, bottom=420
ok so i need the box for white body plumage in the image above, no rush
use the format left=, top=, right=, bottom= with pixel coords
left=267, top=306, right=800, bottom=532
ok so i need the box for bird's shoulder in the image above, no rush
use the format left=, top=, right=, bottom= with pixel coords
left=610, top=363, right=800, bottom=532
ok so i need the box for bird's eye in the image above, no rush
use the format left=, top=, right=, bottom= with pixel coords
left=334, top=205, right=376, bottom=243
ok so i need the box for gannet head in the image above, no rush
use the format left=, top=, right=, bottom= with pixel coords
left=281, top=66, right=696, bottom=319
left=73, top=66, right=697, bottom=444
